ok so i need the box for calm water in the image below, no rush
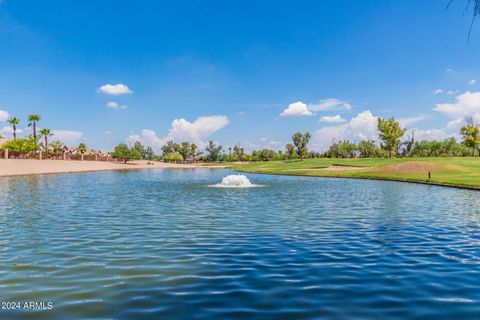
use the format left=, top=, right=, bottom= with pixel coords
left=1, top=169, right=480, bottom=319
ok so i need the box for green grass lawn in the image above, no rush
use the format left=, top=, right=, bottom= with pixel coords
left=232, top=157, right=480, bottom=189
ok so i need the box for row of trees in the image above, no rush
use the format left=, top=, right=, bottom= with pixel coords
left=374, top=116, right=480, bottom=158
left=317, top=117, right=480, bottom=159
left=323, top=138, right=474, bottom=158
left=109, top=114, right=479, bottom=163
left=236, top=116, right=479, bottom=161
left=161, top=141, right=201, bottom=162
left=110, top=141, right=201, bottom=163
left=3, top=114, right=53, bottom=154
left=5, top=112, right=479, bottom=162
left=1, top=114, right=93, bottom=159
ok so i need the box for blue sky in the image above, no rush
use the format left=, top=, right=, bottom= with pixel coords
left=0, top=0, right=480, bottom=151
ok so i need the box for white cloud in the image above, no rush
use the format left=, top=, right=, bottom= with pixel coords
left=105, top=131, right=112, bottom=135
left=319, top=115, right=347, bottom=123
left=398, top=115, right=428, bottom=127
left=410, top=128, right=454, bottom=141
left=280, top=98, right=351, bottom=117
left=106, top=101, right=127, bottom=110
left=0, top=126, right=12, bottom=135
left=280, top=101, right=313, bottom=117
left=51, top=130, right=83, bottom=146
left=243, top=141, right=261, bottom=150
left=446, top=68, right=453, bottom=72
left=0, top=110, right=9, bottom=121
left=106, top=101, right=119, bottom=109
left=308, top=98, right=351, bottom=112
left=446, top=118, right=465, bottom=129
left=126, top=130, right=164, bottom=151
left=242, top=139, right=285, bottom=152
left=269, top=140, right=283, bottom=147
left=434, top=91, right=480, bottom=119
left=468, top=79, right=476, bottom=85
left=434, top=89, right=443, bottom=95
left=1, top=126, right=23, bottom=136
left=98, top=84, right=133, bottom=95
left=126, top=115, right=230, bottom=151
left=447, top=90, right=459, bottom=95
left=168, top=116, right=229, bottom=144
left=237, top=111, right=245, bottom=116
left=312, top=111, right=378, bottom=150
left=126, top=134, right=142, bottom=144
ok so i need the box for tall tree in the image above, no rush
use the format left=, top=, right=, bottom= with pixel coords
left=50, top=140, right=65, bottom=158
left=133, top=141, right=146, bottom=158
left=460, top=116, right=480, bottom=156
left=7, top=117, right=20, bottom=140
left=144, top=146, right=155, bottom=160
left=358, top=140, right=378, bottom=158
left=78, top=142, right=87, bottom=161
left=190, top=143, right=199, bottom=161
left=258, top=149, right=276, bottom=161
left=233, top=145, right=244, bottom=158
left=40, top=128, right=53, bottom=157
left=377, top=117, right=406, bottom=158
left=161, top=140, right=177, bottom=156
left=27, top=114, right=41, bottom=144
left=292, top=132, right=311, bottom=160
left=206, top=141, right=222, bottom=162
left=285, top=143, right=295, bottom=162
left=178, top=142, right=191, bottom=161
left=112, top=143, right=142, bottom=163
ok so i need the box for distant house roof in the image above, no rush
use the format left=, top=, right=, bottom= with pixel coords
left=61, top=147, right=111, bottom=156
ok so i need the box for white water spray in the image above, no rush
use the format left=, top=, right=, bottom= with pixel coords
left=211, top=174, right=261, bottom=188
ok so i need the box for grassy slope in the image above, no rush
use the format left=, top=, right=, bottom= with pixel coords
left=233, top=158, right=480, bottom=189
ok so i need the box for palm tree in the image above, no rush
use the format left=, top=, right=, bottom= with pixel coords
left=40, top=128, right=53, bottom=158
left=28, top=114, right=41, bottom=144
left=50, top=140, right=64, bottom=159
left=78, top=143, right=87, bottom=161
left=7, top=117, right=20, bottom=140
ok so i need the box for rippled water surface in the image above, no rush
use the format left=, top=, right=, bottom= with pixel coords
left=1, top=169, right=480, bottom=319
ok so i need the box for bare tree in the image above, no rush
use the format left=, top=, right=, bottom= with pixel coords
left=465, top=115, right=479, bottom=127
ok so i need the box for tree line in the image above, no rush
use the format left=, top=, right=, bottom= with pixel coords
left=110, top=116, right=480, bottom=163
left=3, top=113, right=479, bottom=162
left=308, top=117, right=479, bottom=160
left=2, top=114, right=93, bottom=160
left=2, top=114, right=54, bottom=154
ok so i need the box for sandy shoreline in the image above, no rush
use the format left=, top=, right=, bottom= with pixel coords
left=0, top=159, right=219, bottom=177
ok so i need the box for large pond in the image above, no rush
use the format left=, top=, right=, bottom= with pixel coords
left=1, top=169, right=480, bottom=319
